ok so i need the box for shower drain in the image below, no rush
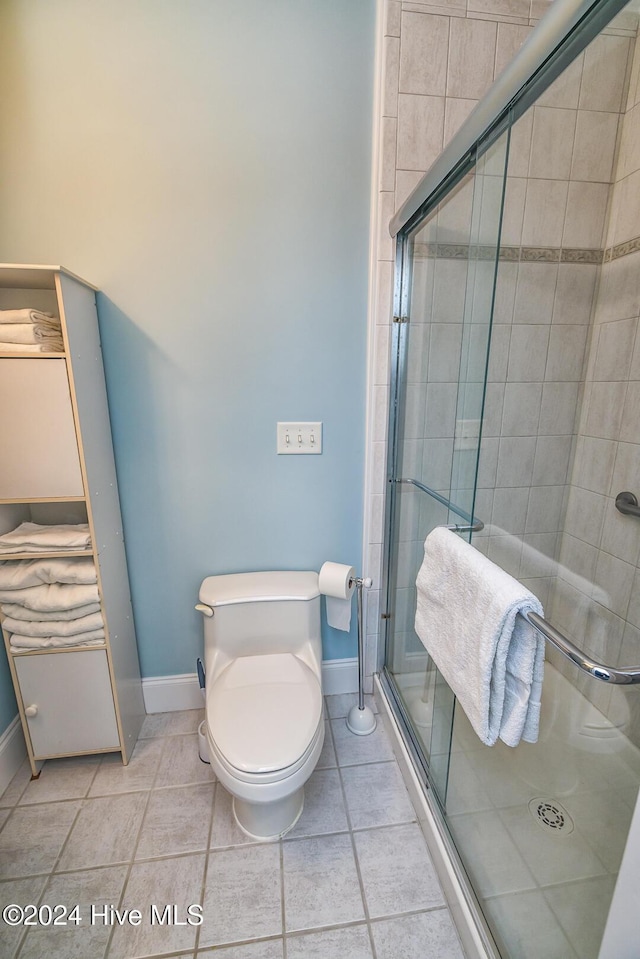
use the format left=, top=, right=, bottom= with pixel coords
left=528, top=798, right=574, bottom=836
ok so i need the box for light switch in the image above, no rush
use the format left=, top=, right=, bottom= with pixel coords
left=277, top=422, right=322, bottom=454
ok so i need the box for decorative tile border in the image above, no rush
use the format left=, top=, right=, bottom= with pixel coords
left=607, top=235, right=640, bottom=262
left=412, top=239, right=640, bottom=265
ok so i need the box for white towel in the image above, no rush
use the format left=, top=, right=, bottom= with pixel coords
left=10, top=629, right=105, bottom=650
left=0, top=523, right=91, bottom=554
left=0, top=582, right=99, bottom=611
left=0, top=558, right=97, bottom=589
left=0, top=323, right=60, bottom=345
left=414, top=527, right=545, bottom=747
left=0, top=342, right=45, bottom=352
left=1, top=601, right=101, bottom=622
left=0, top=309, right=56, bottom=325
left=2, top=611, right=103, bottom=638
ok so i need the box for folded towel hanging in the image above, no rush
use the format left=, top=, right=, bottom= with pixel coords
left=0, top=558, right=97, bottom=589
left=414, top=526, right=545, bottom=747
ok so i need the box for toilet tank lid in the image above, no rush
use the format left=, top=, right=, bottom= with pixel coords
left=199, top=570, right=320, bottom=606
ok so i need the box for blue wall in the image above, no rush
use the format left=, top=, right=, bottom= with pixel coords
left=0, top=0, right=374, bottom=725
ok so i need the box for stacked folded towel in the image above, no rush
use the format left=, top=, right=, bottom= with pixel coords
left=0, top=522, right=91, bottom=555
left=0, top=308, right=64, bottom=352
left=0, top=536, right=105, bottom=650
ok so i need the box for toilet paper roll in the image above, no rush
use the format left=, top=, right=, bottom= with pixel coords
left=319, top=562, right=355, bottom=632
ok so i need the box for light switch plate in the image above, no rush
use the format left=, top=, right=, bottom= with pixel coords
left=277, top=422, right=322, bottom=454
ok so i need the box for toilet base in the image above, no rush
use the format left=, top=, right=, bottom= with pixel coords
left=232, top=787, right=304, bottom=841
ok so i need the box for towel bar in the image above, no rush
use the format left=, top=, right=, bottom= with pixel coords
left=525, top=611, right=640, bottom=685
left=395, top=478, right=484, bottom=534
left=615, top=491, right=640, bottom=518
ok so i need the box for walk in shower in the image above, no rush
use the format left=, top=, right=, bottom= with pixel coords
left=380, top=0, right=640, bottom=955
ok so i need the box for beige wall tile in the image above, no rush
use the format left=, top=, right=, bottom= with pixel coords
left=571, top=111, right=619, bottom=183
left=403, top=0, right=467, bottom=11
left=507, top=109, right=533, bottom=177
left=378, top=191, right=397, bottom=261
left=600, top=497, right=640, bottom=567
left=399, top=12, right=449, bottom=95
left=625, top=31, right=640, bottom=112
left=539, top=382, right=580, bottom=435
left=397, top=93, right=445, bottom=170
left=512, top=262, right=557, bottom=325
left=395, top=168, right=426, bottom=206
left=562, top=181, right=609, bottom=249
left=494, top=22, right=531, bottom=78
left=579, top=33, right=632, bottom=113
left=608, top=168, right=640, bottom=246
left=468, top=0, right=529, bottom=21
left=383, top=36, right=400, bottom=117
left=594, top=252, right=640, bottom=325
left=617, top=101, right=640, bottom=182
left=529, top=106, right=576, bottom=179
left=585, top=380, right=627, bottom=439
left=620, top=380, right=640, bottom=443
left=522, top=178, right=568, bottom=246
left=444, top=97, right=478, bottom=145
left=593, top=317, right=637, bottom=382
left=386, top=0, right=402, bottom=36
left=446, top=17, right=498, bottom=98
left=545, top=326, right=589, bottom=382
left=553, top=264, right=598, bottom=325
left=537, top=54, right=583, bottom=109
left=380, top=116, right=398, bottom=192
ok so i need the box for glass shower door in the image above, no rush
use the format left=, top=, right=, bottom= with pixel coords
left=383, top=129, right=509, bottom=801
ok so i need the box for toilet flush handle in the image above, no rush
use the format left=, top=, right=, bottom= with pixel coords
left=195, top=604, right=214, bottom=617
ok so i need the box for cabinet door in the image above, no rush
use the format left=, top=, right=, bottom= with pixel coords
left=0, top=359, right=84, bottom=498
left=14, top=649, right=120, bottom=757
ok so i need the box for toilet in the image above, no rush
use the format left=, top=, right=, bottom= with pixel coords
left=197, top=570, right=324, bottom=840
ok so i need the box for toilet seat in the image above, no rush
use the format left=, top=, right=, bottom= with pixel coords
left=207, top=651, right=323, bottom=781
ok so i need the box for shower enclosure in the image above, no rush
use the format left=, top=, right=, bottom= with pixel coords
left=380, top=0, right=640, bottom=955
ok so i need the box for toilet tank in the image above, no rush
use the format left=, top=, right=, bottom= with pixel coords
left=199, top=571, right=322, bottom=681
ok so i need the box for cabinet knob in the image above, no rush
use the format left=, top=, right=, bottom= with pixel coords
left=24, top=705, right=38, bottom=718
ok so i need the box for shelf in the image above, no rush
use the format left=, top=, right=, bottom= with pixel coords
left=0, top=497, right=86, bottom=506
left=0, top=549, right=94, bottom=561
left=0, top=352, right=66, bottom=359
left=10, top=643, right=107, bottom=657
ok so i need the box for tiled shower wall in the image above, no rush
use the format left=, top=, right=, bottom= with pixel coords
left=549, top=25, right=640, bottom=743
left=474, top=23, right=636, bottom=598
left=366, top=0, right=551, bottom=683
left=365, top=0, right=640, bottom=700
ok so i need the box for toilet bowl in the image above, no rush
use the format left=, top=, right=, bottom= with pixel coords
left=197, top=571, right=324, bottom=840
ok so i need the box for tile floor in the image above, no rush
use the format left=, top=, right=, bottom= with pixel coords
left=0, top=693, right=466, bottom=959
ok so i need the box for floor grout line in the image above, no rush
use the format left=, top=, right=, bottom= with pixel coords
left=192, top=779, right=217, bottom=956
left=105, top=733, right=170, bottom=959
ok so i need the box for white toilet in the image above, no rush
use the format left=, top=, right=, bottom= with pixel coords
left=197, top=570, right=324, bottom=840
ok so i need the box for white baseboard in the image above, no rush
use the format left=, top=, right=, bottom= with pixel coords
left=321, top=658, right=359, bottom=695
left=142, top=658, right=359, bottom=714
left=0, top=716, right=26, bottom=797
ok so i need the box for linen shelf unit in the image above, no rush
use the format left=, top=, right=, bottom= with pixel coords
left=0, top=264, right=144, bottom=775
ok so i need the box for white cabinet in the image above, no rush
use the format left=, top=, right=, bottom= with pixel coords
left=0, top=265, right=144, bottom=774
